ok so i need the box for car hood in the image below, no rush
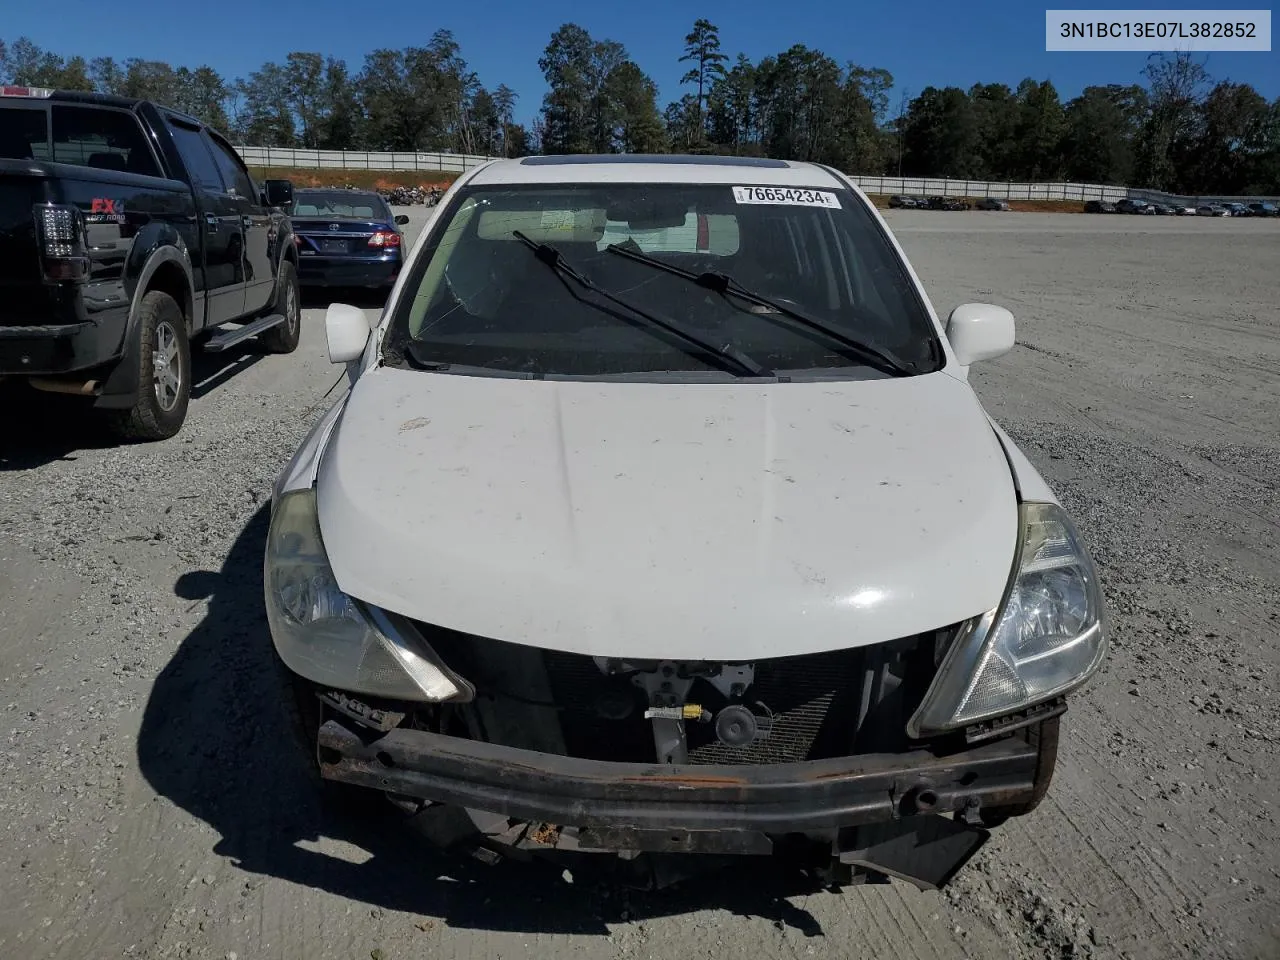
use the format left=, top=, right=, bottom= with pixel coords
left=316, top=367, right=1019, bottom=661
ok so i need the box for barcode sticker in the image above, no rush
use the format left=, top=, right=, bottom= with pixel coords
left=732, top=186, right=841, bottom=208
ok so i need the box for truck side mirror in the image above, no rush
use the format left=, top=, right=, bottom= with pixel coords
left=264, top=179, right=294, bottom=208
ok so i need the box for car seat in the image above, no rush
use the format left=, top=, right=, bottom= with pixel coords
left=87, top=152, right=128, bottom=172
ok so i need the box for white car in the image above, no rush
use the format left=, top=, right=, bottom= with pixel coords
left=265, top=155, right=1109, bottom=890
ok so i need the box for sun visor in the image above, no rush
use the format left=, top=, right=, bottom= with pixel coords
left=476, top=206, right=606, bottom=243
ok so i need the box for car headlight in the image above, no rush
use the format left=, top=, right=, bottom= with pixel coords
left=909, top=501, right=1108, bottom=736
left=264, top=489, right=472, bottom=702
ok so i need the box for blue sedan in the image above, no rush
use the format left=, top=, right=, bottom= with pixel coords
left=290, top=188, right=410, bottom=290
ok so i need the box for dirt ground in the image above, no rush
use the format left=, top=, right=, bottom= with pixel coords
left=1, top=209, right=1277, bottom=960
left=247, top=167, right=461, bottom=193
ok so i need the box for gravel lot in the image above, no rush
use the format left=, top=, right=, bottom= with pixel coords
left=1, top=208, right=1278, bottom=960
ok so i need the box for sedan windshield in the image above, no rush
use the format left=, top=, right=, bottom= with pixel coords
left=292, top=191, right=386, bottom=219
left=383, top=181, right=942, bottom=380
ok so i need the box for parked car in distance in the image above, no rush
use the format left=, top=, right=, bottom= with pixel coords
left=974, top=198, right=1010, bottom=211
left=926, top=195, right=970, bottom=211
left=0, top=86, right=301, bottom=442
left=291, top=188, right=411, bottom=291
left=1223, top=202, right=1250, bottom=217
left=1246, top=201, right=1277, bottom=217
left=1196, top=204, right=1229, bottom=217
left=887, top=195, right=917, bottom=209
left=1115, top=198, right=1154, bottom=215
left=1084, top=200, right=1117, bottom=214
left=267, top=153, right=1111, bottom=893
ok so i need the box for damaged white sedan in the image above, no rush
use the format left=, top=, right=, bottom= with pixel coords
left=265, top=155, right=1109, bottom=890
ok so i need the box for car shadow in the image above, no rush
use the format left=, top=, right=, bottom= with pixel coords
left=1, top=337, right=281, bottom=469
left=0, top=385, right=114, bottom=471
left=190, top=340, right=265, bottom=401
left=135, top=504, right=833, bottom=936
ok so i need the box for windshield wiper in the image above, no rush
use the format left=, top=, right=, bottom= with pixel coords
left=604, top=242, right=916, bottom=378
left=510, top=231, right=772, bottom=379
left=402, top=346, right=542, bottom=379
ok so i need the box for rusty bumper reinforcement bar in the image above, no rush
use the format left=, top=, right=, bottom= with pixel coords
left=317, top=720, right=1039, bottom=834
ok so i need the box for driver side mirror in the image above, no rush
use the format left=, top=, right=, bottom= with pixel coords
left=394, top=214, right=410, bottom=225
left=264, top=178, right=294, bottom=208
left=945, top=303, right=1015, bottom=366
left=325, top=303, right=371, bottom=364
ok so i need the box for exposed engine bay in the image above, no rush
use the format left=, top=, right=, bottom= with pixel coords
left=398, top=625, right=953, bottom=766
left=591, top=657, right=765, bottom=764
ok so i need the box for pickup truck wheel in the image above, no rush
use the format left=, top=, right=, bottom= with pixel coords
left=103, top=291, right=191, bottom=442
left=980, top=715, right=1060, bottom=827
left=260, top=261, right=301, bottom=354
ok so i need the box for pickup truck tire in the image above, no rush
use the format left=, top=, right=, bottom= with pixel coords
left=103, top=291, right=191, bottom=442
left=259, top=261, right=301, bottom=354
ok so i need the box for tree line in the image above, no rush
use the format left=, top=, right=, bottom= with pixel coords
left=2, top=24, right=1277, bottom=195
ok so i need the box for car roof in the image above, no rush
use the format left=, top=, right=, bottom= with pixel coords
left=296, top=187, right=382, bottom=198
left=468, top=154, right=847, bottom=189
left=3, top=88, right=206, bottom=127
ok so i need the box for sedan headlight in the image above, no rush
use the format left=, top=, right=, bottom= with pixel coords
left=909, top=501, right=1108, bottom=736
left=264, top=489, right=472, bottom=702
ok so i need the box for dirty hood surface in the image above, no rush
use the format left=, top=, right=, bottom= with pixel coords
left=316, top=367, right=1018, bottom=661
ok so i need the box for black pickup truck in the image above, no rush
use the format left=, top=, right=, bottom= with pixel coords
left=0, top=86, right=302, bottom=441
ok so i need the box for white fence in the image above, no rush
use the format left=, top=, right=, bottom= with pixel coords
left=235, top=147, right=1279, bottom=203
left=841, top=176, right=1128, bottom=202
left=234, top=145, right=494, bottom=174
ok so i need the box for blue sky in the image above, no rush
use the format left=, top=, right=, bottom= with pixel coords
left=6, top=0, right=1277, bottom=127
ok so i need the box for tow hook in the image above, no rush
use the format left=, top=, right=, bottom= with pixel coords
left=958, top=798, right=984, bottom=827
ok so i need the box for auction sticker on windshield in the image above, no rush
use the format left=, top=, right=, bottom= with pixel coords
left=732, top=186, right=842, bottom=208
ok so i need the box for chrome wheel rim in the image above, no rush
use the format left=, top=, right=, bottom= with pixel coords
left=286, top=281, right=299, bottom=334
left=152, top=321, right=182, bottom=412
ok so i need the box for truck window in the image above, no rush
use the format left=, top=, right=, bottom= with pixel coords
left=51, top=106, right=161, bottom=177
left=205, top=134, right=258, bottom=202
left=166, top=120, right=224, bottom=192
left=0, top=107, right=49, bottom=160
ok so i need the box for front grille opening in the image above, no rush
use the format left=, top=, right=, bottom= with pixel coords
left=416, top=622, right=957, bottom=764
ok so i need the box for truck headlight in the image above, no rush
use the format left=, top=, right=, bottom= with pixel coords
left=264, top=490, right=471, bottom=702
left=909, top=502, right=1108, bottom=736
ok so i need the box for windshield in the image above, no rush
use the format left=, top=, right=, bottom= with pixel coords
left=292, top=191, right=387, bottom=220
left=383, top=181, right=941, bottom=380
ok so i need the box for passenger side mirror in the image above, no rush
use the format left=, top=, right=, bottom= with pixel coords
left=394, top=214, right=410, bottom=225
left=945, top=303, right=1015, bottom=366
left=325, top=303, right=372, bottom=364
left=264, top=178, right=294, bottom=208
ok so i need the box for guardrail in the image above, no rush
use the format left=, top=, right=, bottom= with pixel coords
left=234, top=146, right=1277, bottom=203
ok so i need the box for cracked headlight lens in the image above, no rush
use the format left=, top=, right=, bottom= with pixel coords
left=910, top=502, right=1109, bottom=734
left=264, top=489, right=471, bottom=702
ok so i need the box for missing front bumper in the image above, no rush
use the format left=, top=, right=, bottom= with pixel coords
left=317, top=719, right=1040, bottom=887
